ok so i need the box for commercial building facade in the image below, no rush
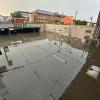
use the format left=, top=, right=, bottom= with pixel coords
left=28, top=9, right=65, bottom=24
left=11, top=11, right=29, bottom=24
left=10, top=10, right=73, bottom=24
left=0, top=15, right=11, bottom=24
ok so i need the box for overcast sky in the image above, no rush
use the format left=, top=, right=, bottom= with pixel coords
left=0, top=0, right=100, bottom=22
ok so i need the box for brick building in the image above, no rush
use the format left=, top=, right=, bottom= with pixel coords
left=28, top=9, right=65, bottom=24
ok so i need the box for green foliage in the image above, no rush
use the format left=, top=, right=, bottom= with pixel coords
left=75, top=20, right=87, bottom=25
left=11, top=12, right=23, bottom=18
left=48, top=19, right=53, bottom=23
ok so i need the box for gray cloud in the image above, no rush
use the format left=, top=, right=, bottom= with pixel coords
left=0, top=0, right=100, bottom=22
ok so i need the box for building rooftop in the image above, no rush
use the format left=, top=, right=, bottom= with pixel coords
left=35, top=9, right=54, bottom=16
left=35, top=9, right=65, bottom=17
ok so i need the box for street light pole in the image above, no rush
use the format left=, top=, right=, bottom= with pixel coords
left=74, top=11, right=78, bottom=25
left=90, top=16, right=93, bottom=26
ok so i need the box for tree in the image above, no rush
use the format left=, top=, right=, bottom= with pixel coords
left=75, top=20, right=87, bottom=25
left=11, top=11, right=23, bottom=18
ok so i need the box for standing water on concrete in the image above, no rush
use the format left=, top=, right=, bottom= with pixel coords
left=0, top=32, right=45, bottom=46
left=0, top=32, right=89, bottom=100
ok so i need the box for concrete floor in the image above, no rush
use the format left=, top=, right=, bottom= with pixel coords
left=60, top=41, right=100, bottom=100
left=0, top=39, right=87, bottom=100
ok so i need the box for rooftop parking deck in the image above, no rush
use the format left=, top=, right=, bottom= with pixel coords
left=60, top=40, right=100, bottom=100
left=0, top=39, right=87, bottom=100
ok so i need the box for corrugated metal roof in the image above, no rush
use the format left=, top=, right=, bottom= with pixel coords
left=35, top=9, right=54, bottom=16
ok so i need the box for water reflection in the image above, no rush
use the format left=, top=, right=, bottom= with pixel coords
left=0, top=32, right=44, bottom=47
left=0, top=32, right=90, bottom=100
left=60, top=40, right=100, bottom=100
left=3, top=46, right=13, bottom=66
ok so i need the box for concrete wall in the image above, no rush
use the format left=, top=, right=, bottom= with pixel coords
left=0, top=23, right=95, bottom=39
left=0, top=23, right=46, bottom=33
left=26, top=24, right=46, bottom=33
left=46, top=24, right=95, bottom=39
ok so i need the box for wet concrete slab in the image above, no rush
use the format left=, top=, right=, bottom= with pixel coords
left=0, top=39, right=87, bottom=100
left=60, top=42, right=100, bottom=100
left=0, top=32, right=44, bottom=47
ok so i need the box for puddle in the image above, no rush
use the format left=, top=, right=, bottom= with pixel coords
left=86, top=65, right=100, bottom=79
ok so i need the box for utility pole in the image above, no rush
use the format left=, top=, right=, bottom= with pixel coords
left=90, top=16, right=93, bottom=23
left=90, top=16, right=93, bottom=26
left=74, top=11, right=78, bottom=25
